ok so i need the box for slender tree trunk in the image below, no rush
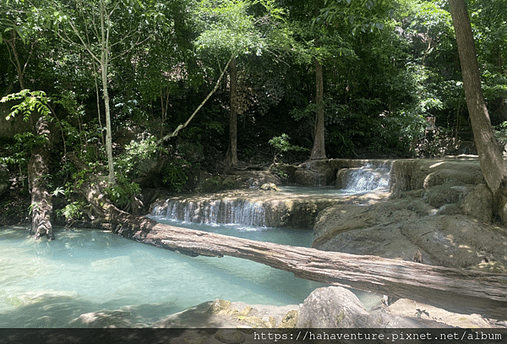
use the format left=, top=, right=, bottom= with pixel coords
left=226, top=57, right=239, bottom=168
left=100, top=0, right=115, bottom=185
left=449, top=0, right=507, bottom=203
left=4, top=30, right=35, bottom=90
left=28, top=116, right=54, bottom=240
left=103, top=76, right=115, bottom=185
left=310, top=59, right=326, bottom=160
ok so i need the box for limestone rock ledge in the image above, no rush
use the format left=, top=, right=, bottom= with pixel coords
left=151, top=287, right=496, bottom=330
left=313, top=199, right=507, bottom=271
left=149, top=287, right=499, bottom=344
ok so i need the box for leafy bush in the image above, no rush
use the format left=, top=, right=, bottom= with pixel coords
left=269, top=134, right=308, bottom=163
left=162, top=158, right=190, bottom=192
left=55, top=201, right=86, bottom=226
left=105, top=175, right=141, bottom=208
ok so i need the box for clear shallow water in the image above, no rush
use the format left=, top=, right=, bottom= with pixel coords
left=0, top=224, right=330, bottom=328
left=1, top=180, right=387, bottom=328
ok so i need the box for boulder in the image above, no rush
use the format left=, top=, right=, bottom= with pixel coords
left=297, top=286, right=371, bottom=328
left=390, top=159, right=483, bottom=196
left=460, top=184, right=493, bottom=223
left=400, top=215, right=507, bottom=270
left=297, top=287, right=449, bottom=328
left=295, top=161, right=335, bottom=186
left=423, top=168, right=479, bottom=188
left=422, top=181, right=471, bottom=208
left=312, top=200, right=431, bottom=263
left=312, top=200, right=507, bottom=270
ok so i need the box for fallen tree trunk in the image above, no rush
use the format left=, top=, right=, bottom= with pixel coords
left=103, top=212, right=507, bottom=320
left=74, top=173, right=507, bottom=320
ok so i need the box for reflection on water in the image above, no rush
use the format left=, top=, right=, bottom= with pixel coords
left=0, top=225, right=330, bottom=328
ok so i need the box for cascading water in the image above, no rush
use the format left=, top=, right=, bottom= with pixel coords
left=153, top=198, right=267, bottom=227
left=153, top=162, right=393, bottom=227
left=340, top=162, right=392, bottom=193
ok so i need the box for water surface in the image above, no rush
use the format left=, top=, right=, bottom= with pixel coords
left=0, top=224, right=328, bottom=327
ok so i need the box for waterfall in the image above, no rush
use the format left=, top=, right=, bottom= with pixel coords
left=151, top=161, right=393, bottom=227
left=339, top=162, right=392, bottom=193
left=152, top=198, right=267, bottom=227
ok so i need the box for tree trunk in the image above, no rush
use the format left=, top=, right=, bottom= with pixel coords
left=226, top=57, right=239, bottom=168
left=100, top=0, right=116, bottom=185
left=114, top=219, right=506, bottom=320
left=27, top=116, right=54, bottom=240
left=310, top=59, right=326, bottom=160
left=448, top=0, right=507, bottom=202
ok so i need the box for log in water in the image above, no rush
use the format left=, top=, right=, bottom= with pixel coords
left=119, top=218, right=507, bottom=321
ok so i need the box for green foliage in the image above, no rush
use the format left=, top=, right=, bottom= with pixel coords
left=0, top=132, right=47, bottom=173
left=1, top=0, right=507, bottom=199
left=55, top=200, right=86, bottom=224
left=0, top=90, right=52, bottom=121
left=115, top=135, right=162, bottom=178
left=105, top=135, right=163, bottom=204
left=195, top=0, right=265, bottom=57
left=162, top=158, right=190, bottom=193
left=269, top=133, right=307, bottom=162
left=105, top=175, right=141, bottom=208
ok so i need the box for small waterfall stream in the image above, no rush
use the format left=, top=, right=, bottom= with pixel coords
left=339, top=162, right=392, bottom=193
left=153, top=198, right=267, bottom=227
left=153, top=162, right=392, bottom=227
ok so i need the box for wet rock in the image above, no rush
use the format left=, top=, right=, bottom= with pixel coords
left=152, top=189, right=339, bottom=228
left=335, top=168, right=350, bottom=189
left=260, top=183, right=278, bottom=191
left=69, top=310, right=137, bottom=328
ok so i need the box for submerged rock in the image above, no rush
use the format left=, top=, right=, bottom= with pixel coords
left=69, top=310, right=138, bottom=328
left=153, top=299, right=299, bottom=328
left=260, top=182, right=279, bottom=191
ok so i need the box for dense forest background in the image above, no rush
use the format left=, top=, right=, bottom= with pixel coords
left=0, top=0, right=506, bottom=226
